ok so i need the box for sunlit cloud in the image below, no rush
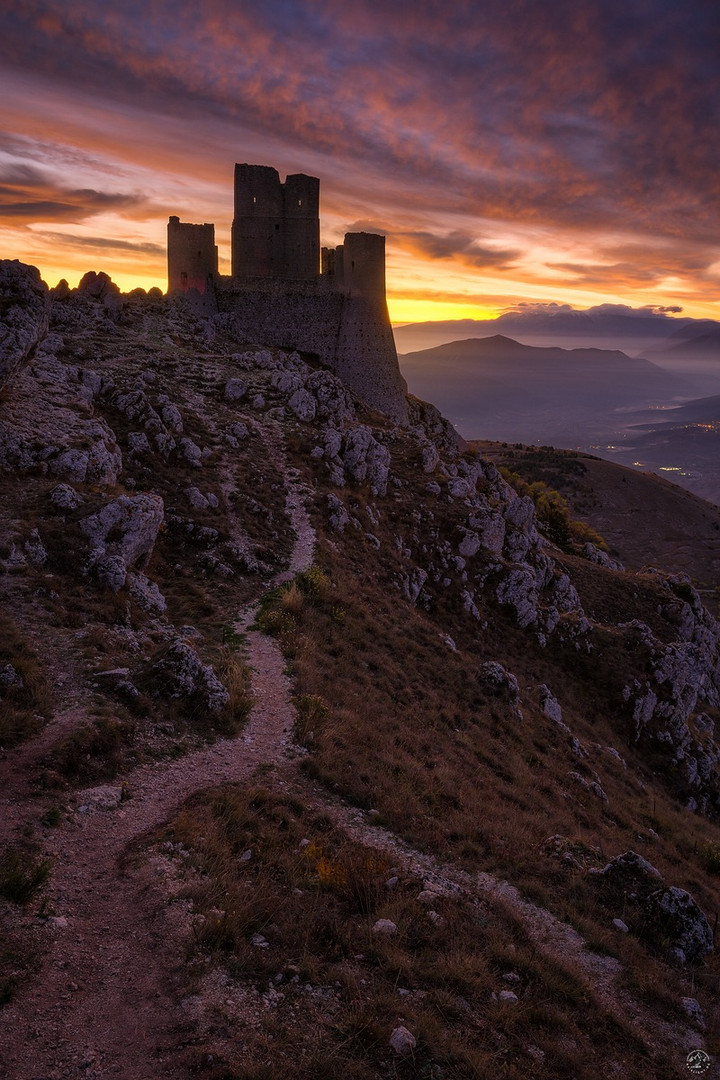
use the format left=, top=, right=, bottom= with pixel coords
left=0, top=1, right=717, bottom=319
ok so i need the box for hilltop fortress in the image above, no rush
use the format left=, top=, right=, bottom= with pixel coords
left=168, top=164, right=408, bottom=421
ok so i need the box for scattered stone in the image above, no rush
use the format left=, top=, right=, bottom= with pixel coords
left=0, top=663, right=23, bottom=693
left=389, top=1026, right=416, bottom=1056
left=224, top=378, right=246, bottom=401
left=499, top=990, right=519, bottom=1003
left=612, top=918, right=629, bottom=933
left=681, top=997, right=706, bottom=1029
left=76, top=785, right=124, bottom=813
left=326, top=493, right=350, bottom=532
left=372, top=919, right=397, bottom=936
left=50, top=483, right=84, bottom=510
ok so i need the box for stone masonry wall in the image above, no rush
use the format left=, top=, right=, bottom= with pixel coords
left=214, top=278, right=408, bottom=422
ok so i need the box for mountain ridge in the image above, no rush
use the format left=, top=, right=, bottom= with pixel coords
left=1, top=260, right=720, bottom=1079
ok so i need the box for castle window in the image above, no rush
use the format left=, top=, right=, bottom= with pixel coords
left=275, top=224, right=280, bottom=231
left=298, top=199, right=302, bottom=206
left=253, top=196, right=257, bottom=204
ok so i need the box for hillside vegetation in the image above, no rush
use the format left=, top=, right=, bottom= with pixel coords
left=1, top=262, right=720, bottom=1079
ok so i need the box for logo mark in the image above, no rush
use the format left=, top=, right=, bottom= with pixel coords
left=687, top=1050, right=711, bottom=1074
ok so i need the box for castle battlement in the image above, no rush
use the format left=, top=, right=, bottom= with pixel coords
left=166, top=165, right=407, bottom=422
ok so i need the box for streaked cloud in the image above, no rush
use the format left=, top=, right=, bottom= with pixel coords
left=0, top=0, right=717, bottom=319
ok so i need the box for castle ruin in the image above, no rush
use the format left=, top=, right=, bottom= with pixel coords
left=167, top=165, right=407, bottom=421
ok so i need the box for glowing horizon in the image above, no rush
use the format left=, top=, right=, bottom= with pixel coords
left=1, top=2, right=718, bottom=326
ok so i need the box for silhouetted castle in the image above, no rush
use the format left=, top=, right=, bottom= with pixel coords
left=167, top=165, right=407, bottom=421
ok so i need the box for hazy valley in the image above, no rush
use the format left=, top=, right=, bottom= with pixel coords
left=397, top=318, right=720, bottom=506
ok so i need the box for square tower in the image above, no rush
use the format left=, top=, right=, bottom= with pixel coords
left=231, top=164, right=320, bottom=281
left=167, top=216, right=218, bottom=294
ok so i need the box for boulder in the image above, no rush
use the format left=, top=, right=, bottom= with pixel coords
left=372, top=919, right=397, bottom=935
left=305, top=369, right=355, bottom=421
left=479, top=661, right=522, bottom=718
left=224, top=378, right=247, bottom=402
left=50, top=483, right=84, bottom=511
left=592, top=850, right=662, bottom=900
left=80, top=493, right=164, bottom=591
left=341, top=427, right=390, bottom=495
left=152, top=638, right=229, bottom=712
left=645, top=885, right=714, bottom=965
left=76, top=271, right=120, bottom=304
left=389, top=1027, right=416, bottom=1056
left=287, top=388, right=317, bottom=421
left=590, top=850, right=713, bottom=965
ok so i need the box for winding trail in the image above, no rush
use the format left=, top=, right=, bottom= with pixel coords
left=0, top=424, right=315, bottom=1080
left=0, top=420, right=712, bottom=1078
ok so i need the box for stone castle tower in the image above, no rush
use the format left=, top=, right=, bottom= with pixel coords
left=167, top=217, right=218, bottom=294
left=167, top=164, right=407, bottom=421
left=231, top=165, right=319, bottom=281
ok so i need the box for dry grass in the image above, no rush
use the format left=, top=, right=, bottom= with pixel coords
left=0, top=845, right=51, bottom=906
left=0, top=612, right=52, bottom=747
left=38, top=714, right=140, bottom=788
left=155, top=785, right=680, bottom=1080
left=242, top=429, right=720, bottom=1072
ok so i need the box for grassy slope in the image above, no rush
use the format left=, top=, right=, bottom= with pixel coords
left=3, top=297, right=720, bottom=1077
left=474, top=441, right=720, bottom=608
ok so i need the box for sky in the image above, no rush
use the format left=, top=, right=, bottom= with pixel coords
left=1, top=0, right=719, bottom=325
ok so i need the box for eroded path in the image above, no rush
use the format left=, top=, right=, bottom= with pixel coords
left=0, top=421, right=712, bottom=1079
left=0, top=425, right=315, bottom=1080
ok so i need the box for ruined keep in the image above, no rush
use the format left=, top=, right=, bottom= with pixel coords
left=167, top=165, right=407, bottom=421
left=231, top=165, right=319, bottom=282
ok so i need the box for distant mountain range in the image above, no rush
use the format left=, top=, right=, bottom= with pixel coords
left=399, top=334, right=695, bottom=442
left=394, top=309, right=720, bottom=356
left=398, top=333, right=720, bottom=504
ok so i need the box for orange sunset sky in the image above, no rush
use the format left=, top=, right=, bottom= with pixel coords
left=1, top=1, right=718, bottom=325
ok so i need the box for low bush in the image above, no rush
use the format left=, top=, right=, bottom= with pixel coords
left=0, top=847, right=51, bottom=905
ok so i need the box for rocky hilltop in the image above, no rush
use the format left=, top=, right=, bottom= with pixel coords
left=1, top=260, right=720, bottom=1079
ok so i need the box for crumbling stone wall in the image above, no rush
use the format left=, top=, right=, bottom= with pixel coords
left=167, top=218, right=218, bottom=295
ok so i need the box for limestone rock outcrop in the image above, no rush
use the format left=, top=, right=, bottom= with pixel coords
left=80, top=494, right=165, bottom=591
left=152, top=638, right=229, bottom=713
left=591, top=850, right=713, bottom=965
left=622, top=574, right=720, bottom=812
left=0, top=260, right=49, bottom=393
